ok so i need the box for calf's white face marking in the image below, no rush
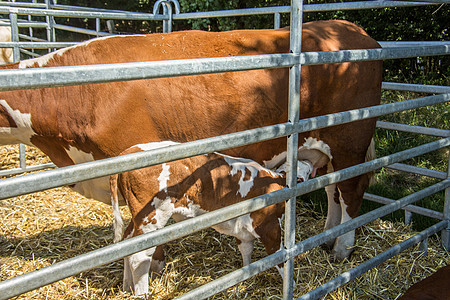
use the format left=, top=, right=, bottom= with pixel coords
left=0, top=99, right=36, bottom=145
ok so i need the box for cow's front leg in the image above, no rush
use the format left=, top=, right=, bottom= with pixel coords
left=236, top=238, right=254, bottom=266
left=333, top=176, right=367, bottom=260
left=127, top=247, right=156, bottom=296
left=123, top=255, right=133, bottom=293
left=324, top=184, right=341, bottom=249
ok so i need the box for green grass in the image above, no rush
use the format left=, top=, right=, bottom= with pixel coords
left=301, top=88, right=449, bottom=231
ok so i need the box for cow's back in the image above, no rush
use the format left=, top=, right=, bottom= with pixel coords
left=6, top=20, right=382, bottom=168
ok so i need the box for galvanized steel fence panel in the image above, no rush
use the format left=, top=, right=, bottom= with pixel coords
left=0, top=0, right=449, bottom=299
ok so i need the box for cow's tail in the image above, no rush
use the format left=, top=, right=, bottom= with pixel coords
left=110, top=174, right=124, bottom=243
left=365, top=138, right=376, bottom=186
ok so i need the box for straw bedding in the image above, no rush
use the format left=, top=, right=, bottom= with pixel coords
left=1, top=145, right=449, bottom=299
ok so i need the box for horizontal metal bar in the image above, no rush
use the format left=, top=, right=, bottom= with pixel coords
left=298, top=220, right=448, bottom=300
left=0, top=94, right=448, bottom=201
left=377, top=121, right=450, bottom=137
left=0, top=2, right=47, bottom=9
left=382, top=82, right=450, bottom=94
left=173, top=1, right=439, bottom=20
left=391, top=0, right=449, bottom=3
left=0, top=1, right=442, bottom=23
left=289, top=179, right=449, bottom=265
left=174, top=180, right=450, bottom=299
left=50, top=3, right=139, bottom=14
left=0, top=162, right=56, bottom=177
left=1, top=45, right=449, bottom=92
left=301, top=0, right=441, bottom=13
left=380, top=41, right=450, bottom=48
left=0, top=41, right=76, bottom=49
left=0, top=53, right=295, bottom=91
left=19, top=48, right=41, bottom=57
left=1, top=139, right=448, bottom=299
left=364, top=192, right=444, bottom=220
left=0, top=6, right=166, bottom=21
left=385, top=162, right=448, bottom=179
left=52, top=23, right=112, bottom=37
left=18, top=33, right=48, bottom=42
left=294, top=94, right=449, bottom=134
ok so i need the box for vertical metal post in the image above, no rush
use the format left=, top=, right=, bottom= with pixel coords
left=45, top=0, right=55, bottom=52
left=28, top=0, right=37, bottom=48
left=283, top=1, right=303, bottom=299
left=95, top=18, right=100, bottom=37
left=442, top=154, right=450, bottom=251
left=274, top=13, right=281, bottom=29
left=9, top=12, right=20, bottom=62
left=405, top=210, right=412, bottom=225
left=19, top=143, right=26, bottom=170
left=419, top=237, right=428, bottom=256
left=162, top=3, right=173, bottom=33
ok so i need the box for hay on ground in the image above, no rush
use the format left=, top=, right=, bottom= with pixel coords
left=1, top=145, right=448, bottom=299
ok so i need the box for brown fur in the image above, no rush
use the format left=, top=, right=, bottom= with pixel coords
left=399, top=265, right=450, bottom=300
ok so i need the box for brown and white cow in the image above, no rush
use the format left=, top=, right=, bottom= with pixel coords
left=110, top=138, right=332, bottom=295
left=0, top=22, right=13, bottom=64
left=0, top=20, right=382, bottom=260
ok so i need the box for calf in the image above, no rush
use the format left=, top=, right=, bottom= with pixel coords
left=399, top=265, right=450, bottom=300
left=110, top=138, right=331, bottom=295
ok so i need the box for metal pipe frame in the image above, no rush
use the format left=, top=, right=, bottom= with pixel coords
left=385, top=163, right=447, bottom=179
left=0, top=1, right=448, bottom=299
left=298, top=220, right=448, bottom=300
left=283, top=1, right=302, bottom=298
left=382, top=82, right=450, bottom=94
left=1, top=94, right=448, bottom=201
left=0, top=45, right=449, bottom=91
left=376, top=121, right=450, bottom=137
left=0, top=1, right=443, bottom=24
left=364, top=193, right=445, bottom=220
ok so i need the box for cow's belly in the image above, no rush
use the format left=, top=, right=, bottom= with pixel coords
left=64, top=146, right=126, bottom=205
left=71, top=176, right=126, bottom=205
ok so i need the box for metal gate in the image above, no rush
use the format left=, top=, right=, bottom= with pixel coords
left=0, top=0, right=449, bottom=299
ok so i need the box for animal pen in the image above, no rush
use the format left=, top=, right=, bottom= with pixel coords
left=0, top=0, right=449, bottom=299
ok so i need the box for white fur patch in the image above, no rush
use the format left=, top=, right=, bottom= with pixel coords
left=158, top=164, right=171, bottom=192
left=65, top=145, right=95, bottom=164
left=220, top=154, right=276, bottom=198
left=212, top=214, right=260, bottom=242
left=300, top=137, right=333, bottom=161
left=275, top=160, right=313, bottom=181
left=263, top=151, right=287, bottom=170
left=136, top=140, right=178, bottom=151
left=0, top=99, right=36, bottom=145
left=64, top=146, right=118, bottom=204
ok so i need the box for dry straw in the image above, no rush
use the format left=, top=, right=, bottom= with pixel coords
left=1, top=145, right=448, bottom=299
